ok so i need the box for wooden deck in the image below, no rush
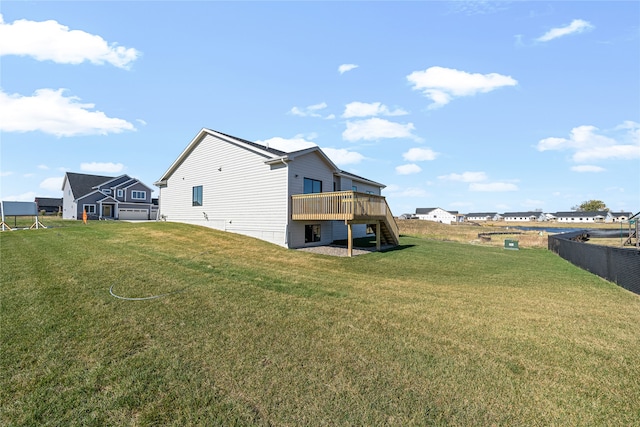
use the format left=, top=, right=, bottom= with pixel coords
left=291, top=191, right=399, bottom=254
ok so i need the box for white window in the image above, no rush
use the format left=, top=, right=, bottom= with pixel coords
left=117, top=189, right=124, bottom=198
left=131, top=190, right=146, bottom=200
left=83, top=204, right=96, bottom=214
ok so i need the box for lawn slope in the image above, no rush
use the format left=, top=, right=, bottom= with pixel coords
left=1, top=221, right=639, bottom=426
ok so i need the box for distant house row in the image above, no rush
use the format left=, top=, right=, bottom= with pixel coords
left=403, top=208, right=634, bottom=224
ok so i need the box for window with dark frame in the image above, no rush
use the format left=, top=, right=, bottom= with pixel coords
left=305, top=224, right=321, bottom=243
left=303, top=178, right=322, bottom=194
left=192, top=185, right=203, bottom=206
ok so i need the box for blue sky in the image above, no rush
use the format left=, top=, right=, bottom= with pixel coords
left=1, top=1, right=638, bottom=216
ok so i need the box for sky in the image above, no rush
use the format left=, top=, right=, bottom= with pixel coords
left=1, top=1, right=639, bottom=216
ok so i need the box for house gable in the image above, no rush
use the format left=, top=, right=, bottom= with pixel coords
left=415, top=207, right=457, bottom=224
left=156, top=128, right=286, bottom=187
left=63, top=172, right=114, bottom=199
left=155, top=128, right=290, bottom=246
left=156, top=128, right=390, bottom=249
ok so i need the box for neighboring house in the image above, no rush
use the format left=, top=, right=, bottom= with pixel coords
left=466, top=212, right=501, bottom=222
left=398, top=213, right=416, bottom=220
left=35, top=197, right=62, bottom=215
left=609, top=212, right=633, bottom=222
left=155, top=128, right=398, bottom=252
left=62, top=172, right=156, bottom=220
left=555, top=211, right=611, bottom=223
left=502, top=211, right=547, bottom=222
left=415, top=208, right=458, bottom=224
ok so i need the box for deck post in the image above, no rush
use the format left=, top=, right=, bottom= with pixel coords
left=376, top=220, right=381, bottom=250
left=347, top=222, right=353, bottom=257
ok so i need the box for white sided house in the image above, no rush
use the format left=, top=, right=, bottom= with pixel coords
left=155, top=129, right=398, bottom=254
left=415, top=208, right=458, bottom=224
left=466, top=212, right=501, bottom=222
left=502, top=211, right=547, bottom=222
left=555, top=211, right=611, bottom=223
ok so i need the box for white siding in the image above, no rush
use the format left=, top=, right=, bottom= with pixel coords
left=159, top=134, right=289, bottom=247
left=416, top=208, right=456, bottom=224
left=286, top=151, right=336, bottom=248
left=336, top=176, right=381, bottom=195
left=62, top=180, right=76, bottom=219
left=287, top=151, right=335, bottom=196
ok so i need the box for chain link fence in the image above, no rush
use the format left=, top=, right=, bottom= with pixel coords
left=548, top=230, right=640, bottom=295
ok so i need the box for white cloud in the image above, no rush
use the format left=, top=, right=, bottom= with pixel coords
left=40, top=176, right=64, bottom=191
left=438, top=171, right=487, bottom=182
left=536, top=19, right=594, bottom=42
left=37, top=164, right=49, bottom=170
left=0, top=14, right=140, bottom=69
left=469, top=182, right=518, bottom=192
left=342, top=101, right=408, bottom=118
left=1, top=171, right=13, bottom=177
left=80, top=162, right=124, bottom=173
left=289, top=102, right=330, bottom=118
left=407, top=66, right=517, bottom=109
left=573, top=145, right=639, bottom=162
left=4, top=191, right=37, bottom=202
left=338, top=64, right=358, bottom=74
left=322, top=148, right=365, bottom=165
left=571, top=165, right=605, bottom=172
left=536, top=123, right=640, bottom=162
left=395, top=164, right=422, bottom=175
left=255, top=136, right=317, bottom=153
left=343, top=118, right=418, bottom=142
left=402, top=147, right=438, bottom=162
left=0, top=88, right=135, bottom=137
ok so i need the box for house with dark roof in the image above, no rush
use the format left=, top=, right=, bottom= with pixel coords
left=609, top=212, right=633, bottom=222
left=35, top=197, right=62, bottom=215
left=155, top=128, right=398, bottom=253
left=555, top=211, right=611, bottom=223
left=466, top=212, right=502, bottom=222
left=62, top=172, right=156, bottom=220
left=502, top=211, right=546, bottom=222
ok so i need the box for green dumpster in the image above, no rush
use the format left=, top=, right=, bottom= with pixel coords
left=504, top=239, right=519, bottom=250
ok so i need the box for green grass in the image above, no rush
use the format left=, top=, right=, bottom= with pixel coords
left=2, top=220, right=639, bottom=426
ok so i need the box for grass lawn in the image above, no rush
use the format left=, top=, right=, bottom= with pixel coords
left=2, top=220, right=639, bottom=425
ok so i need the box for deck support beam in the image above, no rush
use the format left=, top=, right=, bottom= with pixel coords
left=376, top=220, right=381, bottom=250
left=347, top=222, right=353, bottom=257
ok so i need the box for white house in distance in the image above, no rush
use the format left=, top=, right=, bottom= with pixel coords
left=155, top=128, right=398, bottom=254
left=555, top=211, right=616, bottom=223
left=415, top=208, right=459, bottom=224
left=466, top=212, right=502, bottom=222
left=502, top=211, right=547, bottom=222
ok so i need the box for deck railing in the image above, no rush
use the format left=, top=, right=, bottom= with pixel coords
left=292, top=191, right=399, bottom=247
left=291, top=191, right=388, bottom=220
